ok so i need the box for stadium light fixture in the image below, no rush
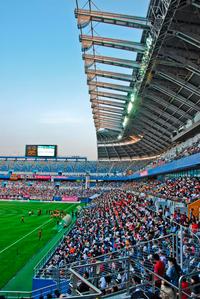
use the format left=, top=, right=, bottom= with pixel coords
left=127, top=101, right=133, bottom=114
left=123, top=116, right=128, bottom=128
left=117, top=134, right=122, bottom=140
left=98, top=128, right=106, bottom=132
left=130, top=93, right=136, bottom=103
left=120, top=34, right=154, bottom=137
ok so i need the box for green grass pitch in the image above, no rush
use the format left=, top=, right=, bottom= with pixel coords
left=0, top=201, right=79, bottom=289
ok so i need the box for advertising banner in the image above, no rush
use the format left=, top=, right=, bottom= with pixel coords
left=62, top=196, right=78, bottom=202
left=35, top=175, right=51, bottom=180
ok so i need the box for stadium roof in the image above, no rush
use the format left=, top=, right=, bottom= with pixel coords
left=75, top=0, right=200, bottom=160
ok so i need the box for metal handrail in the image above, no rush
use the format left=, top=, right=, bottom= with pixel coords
left=178, top=270, right=200, bottom=299
left=70, top=254, right=189, bottom=298
left=0, top=283, right=59, bottom=298
left=66, top=232, right=176, bottom=269
left=69, top=267, right=102, bottom=297
left=34, top=218, right=76, bottom=275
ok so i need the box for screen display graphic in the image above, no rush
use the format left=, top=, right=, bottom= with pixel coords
left=25, top=145, right=57, bottom=157
left=25, top=145, right=37, bottom=157
left=37, top=145, right=56, bottom=157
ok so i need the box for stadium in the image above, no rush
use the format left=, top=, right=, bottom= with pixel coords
left=0, top=0, right=200, bottom=298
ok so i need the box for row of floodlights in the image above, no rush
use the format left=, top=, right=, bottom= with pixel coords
left=118, top=35, right=154, bottom=140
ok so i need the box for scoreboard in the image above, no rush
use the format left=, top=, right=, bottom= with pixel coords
left=25, top=145, right=57, bottom=158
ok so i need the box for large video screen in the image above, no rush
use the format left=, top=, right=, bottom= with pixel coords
left=26, top=145, right=57, bottom=157
left=37, top=145, right=56, bottom=157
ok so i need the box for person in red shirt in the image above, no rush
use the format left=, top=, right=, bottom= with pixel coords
left=153, top=253, right=165, bottom=288
left=181, top=278, right=190, bottom=299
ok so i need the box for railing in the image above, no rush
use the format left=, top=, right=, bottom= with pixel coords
left=69, top=256, right=200, bottom=299
left=69, top=268, right=102, bottom=298
left=179, top=270, right=200, bottom=299
left=34, top=218, right=76, bottom=276
left=69, top=256, right=179, bottom=298
left=0, top=283, right=61, bottom=299
left=143, top=199, right=200, bottom=272
left=43, top=233, right=177, bottom=284
left=1, top=256, right=199, bottom=299
left=0, top=269, right=101, bottom=299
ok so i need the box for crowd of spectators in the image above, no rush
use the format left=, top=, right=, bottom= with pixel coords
left=0, top=181, right=98, bottom=200
left=143, top=134, right=200, bottom=171
left=40, top=190, right=200, bottom=298
left=126, top=177, right=200, bottom=204
left=0, top=176, right=199, bottom=204
left=174, top=140, right=200, bottom=160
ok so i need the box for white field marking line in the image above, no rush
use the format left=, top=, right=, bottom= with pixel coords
left=0, top=203, right=74, bottom=255
left=0, top=219, right=52, bottom=255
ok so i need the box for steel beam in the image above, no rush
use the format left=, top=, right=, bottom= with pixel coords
left=96, top=128, right=121, bottom=133
left=75, top=8, right=151, bottom=30
left=156, top=58, right=183, bottom=68
left=117, top=146, right=132, bottom=158
left=95, top=124, right=122, bottom=131
left=135, top=116, right=172, bottom=137
left=142, top=135, right=166, bottom=150
left=83, top=54, right=140, bottom=69
left=145, top=93, right=191, bottom=120
left=164, top=51, right=200, bottom=77
left=142, top=101, right=183, bottom=125
left=95, top=117, right=122, bottom=124
left=139, top=134, right=165, bottom=150
left=93, top=112, right=123, bottom=120
left=131, top=124, right=169, bottom=145
left=95, top=122, right=122, bottom=128
left=133, top=121, right=170, bottom=141
left=89, top=81, right=133, bottom=93
left=135, top=116, right=171, bottom=137
left=86, top=69, right=135, bottom=82
left=158, top=71, right=200, bottom=98
left=91, top=99, right=125, bottom=109
left=172, top=30, right=200, bottom=49
left=138, top=139, right=161, bottom=153
left=90, top=91, right=128, bottom=102
left=129, top=126, right=166, bottom=151
left=95, top=122, right=121, bottom=128
left=80, top=35, right=145, bottom=53
left=105, top=146, right=121, bottom=159
left=139, top=109, right=176, bottom=130
left=95, top=119, right=122, bottom=126
left=142, top=108, right=177, bottom=130
left=150, top=83, right=200, bottom=111
left=92, top=103, right=123, bottom=112
left=93, top=107, right=124, bottom=115
left=131, top=124, right=169, bottom=146
left=192, top=0, right=200, bottom=8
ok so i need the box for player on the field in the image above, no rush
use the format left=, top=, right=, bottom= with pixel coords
left=38, top=229, right=42, bottom=240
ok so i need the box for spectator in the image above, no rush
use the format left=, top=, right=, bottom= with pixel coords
left=181, top=278, right=190, bottom=299
left=77, top=271, right=90, bottom=293
left=190, top=275, right=200, bottom=298
left=166, top=257, right=181, bottom=287
left=160, top=279, right=176, bottom=299
left=153, top=254, right=165, bottom=288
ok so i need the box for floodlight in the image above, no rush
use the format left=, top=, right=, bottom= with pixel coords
left=127, top=102, right=133, bottom=114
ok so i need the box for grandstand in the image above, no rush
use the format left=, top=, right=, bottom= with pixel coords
left=0, top=0, right=200, bottom=298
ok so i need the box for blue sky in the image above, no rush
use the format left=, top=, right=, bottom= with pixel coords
left=0, top=0, right=149, bottom=159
